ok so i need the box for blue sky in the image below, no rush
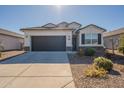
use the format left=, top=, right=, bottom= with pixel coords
left=0, top=5, right=124, bottom=34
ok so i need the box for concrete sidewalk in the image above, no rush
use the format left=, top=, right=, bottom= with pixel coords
left=0, top=64, right=75, bottom=88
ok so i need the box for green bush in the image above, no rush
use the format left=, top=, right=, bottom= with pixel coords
left=93, top=57, right=113, bottom=71
left=77, top=48, right=84, bottom=56
left=84, top=66, right=108, bottom=78
left=84, top=48, right=95, bottom=56
left=118, top=46, right=124, bottom=55
left=105, top=49, right=109, bottom=54
left=105, top=49, right=111, bottom=58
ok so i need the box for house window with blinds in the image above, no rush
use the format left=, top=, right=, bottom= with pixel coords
left=81, top=33, right=101, bottom=45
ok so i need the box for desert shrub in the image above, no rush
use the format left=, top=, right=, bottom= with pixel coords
left=105, top=49, right=112, bottom=58
left=118, top=47, right=124, bottom=55
left=84, top=48, right=95, bottom=56
left=77, top=48, right=84, bottom=56
left=84, top=66, right=108, bottom=78
left=93, top=57, right=113, bottom=71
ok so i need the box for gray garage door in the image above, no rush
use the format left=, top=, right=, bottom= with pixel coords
left=31, top=36, right=66, bottom=51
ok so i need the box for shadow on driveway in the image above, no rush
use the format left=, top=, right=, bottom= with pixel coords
left=0, top=52, right=69, bottom=64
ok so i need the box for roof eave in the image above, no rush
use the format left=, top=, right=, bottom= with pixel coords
left=20, top=28, right=74, bottom=31
left=78, top=24, right=106, bottom=32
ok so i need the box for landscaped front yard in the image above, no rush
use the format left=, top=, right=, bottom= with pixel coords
left=68, top=53, right=124, bottom=88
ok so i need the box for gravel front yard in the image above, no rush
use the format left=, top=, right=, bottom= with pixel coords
left=68, top=54, right=124, bottom=88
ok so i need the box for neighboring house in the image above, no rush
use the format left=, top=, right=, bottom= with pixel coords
left=103, top=28, right=124, bottom=50
left=0, top=28, right=24, bottom=51
left=20, top=22, right=106, bottom=52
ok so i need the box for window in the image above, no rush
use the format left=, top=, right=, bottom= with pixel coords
left=82, top=33, right=101, bottom=45
left=85, top=34, right=92, bottom=44
left=92, top=34, right=98, bottom=44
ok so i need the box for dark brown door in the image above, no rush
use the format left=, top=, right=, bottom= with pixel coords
left=31, top=36, right=66, bottom=51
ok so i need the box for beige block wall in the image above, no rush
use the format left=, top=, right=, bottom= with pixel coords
left=0, top=34, right=24, bottom=51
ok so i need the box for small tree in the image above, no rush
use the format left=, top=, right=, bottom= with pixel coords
left=110, top=38, right=115, bottom=54
left=118, top=35, right=124, bottom=55
left=0, top=42, right=4, bottom=58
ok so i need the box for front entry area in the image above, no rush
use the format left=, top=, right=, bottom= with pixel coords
left=31, top=36, right=66, bottom=51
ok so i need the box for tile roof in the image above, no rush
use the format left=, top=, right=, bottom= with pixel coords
left=57, top=22, right=69, bottom=27
left=79, top=24, right=106, bottom=31
left=20, top=22, right=81, bottom=31
left=0, top=28, right=24, bottom=38
left=103, top=27, right=124, bottom=37
left=75, top=24, right=106, bottom=33
left=42, top=23, right=57, bottom=28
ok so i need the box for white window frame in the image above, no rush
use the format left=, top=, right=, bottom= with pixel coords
left=79, top=32, right=103, bottom=47
left=84, top=33, right=98, bottom=45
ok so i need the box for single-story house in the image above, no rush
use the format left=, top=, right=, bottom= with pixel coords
left=21, top=22, right=106, bottom=52
left=0, top=28, right=24, bottom=51
left=103, top=28, right=124, bottom=50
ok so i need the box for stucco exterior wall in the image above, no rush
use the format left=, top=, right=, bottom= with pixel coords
left=78, top=25, right=104, bottom=47
left=0, top=34, right=24, bottom=51
left=23, top=29, right=72, bottom=51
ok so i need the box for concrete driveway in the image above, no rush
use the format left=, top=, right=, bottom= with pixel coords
left=0, top=52, right=75, bottom=88
left=0, top=52, right=69, bottom=64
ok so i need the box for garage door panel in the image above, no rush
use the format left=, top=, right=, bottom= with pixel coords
left=31, top=36, right=66, bottom=51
